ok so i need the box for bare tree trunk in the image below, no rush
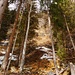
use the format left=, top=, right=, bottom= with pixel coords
left=19, top=30, right=26, bottom=66
left=6, top=31, right=18, bottom=71
left=64, top=15, right=75, bottom=51
left=6, top=4, right=24, bottom=71
left=19, top=38, right=24, bottom=66
left=0, top=0, right=8, bottom=29
left=47, top=11, right=59, bottom=75
left=70, top=63, right=75, bottom=75
left=19, top=1, right=32, bottom=72
left=19, top=14, right=26, bottom=67
left=1, top=0, right=22, bottom=70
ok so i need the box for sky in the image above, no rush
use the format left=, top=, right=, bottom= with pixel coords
left=8, top=0, right=19, bottom=11
left=8, top=0, right=53, bottom=11
left=8, top=3, right=17, bottom=11
left=8, top=0, right=41, bottom=11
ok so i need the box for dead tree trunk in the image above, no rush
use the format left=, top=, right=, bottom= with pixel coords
left=6, top=31, right=18, bottom=71
left=70, top=63, right=75, bottom=75
left=47, top=11, right=59, bottom=75
left=64, top=15, right=75, bottom=51
left=19, top=1, right=32, bottom=72
left=0, top=0, right=8, bottom=29
left=1, top=0, right=22, bottom=70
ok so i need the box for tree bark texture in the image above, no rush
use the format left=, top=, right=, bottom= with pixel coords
left=64, top=15, right=75, bottom=51
left=1, top=0, right=22, bottom=70
left=0, top=0, right=8, bottom=29
left=70, top=63, right=75, bottom=75
left=19, top=1, right=32, bottom=72
left=47, top=10, right=59, bottom=75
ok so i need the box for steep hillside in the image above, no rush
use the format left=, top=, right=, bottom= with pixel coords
left=33, top=13, right=51, bottom=46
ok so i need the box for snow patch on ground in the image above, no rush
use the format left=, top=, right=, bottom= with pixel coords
left=0, top=39, right=9, bottom=46
left=0, top=51, right=6, bottom=54
left=40, top=53, right=53, bottom=61
left=0, top=56, right=4, bottom=60
left=0, top=53, right=17, bottom=64
left=36, top=46, right=53, bottom=61
left=36, top=46, right=51, bottom=51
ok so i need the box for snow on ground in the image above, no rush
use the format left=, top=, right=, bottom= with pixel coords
left=0, top=39, right=17, bottom=65
left=36, top=46, right=52, bottom=53
left=0, top=52, right=17, bottom=64
left=0, top=56, right=4, bottom=60
left=36, top=46, right=53, bottom=61
left=40, top=53, right=53, bottom=61
left=0, top=61, right=2, bottom=64
left=9, top=56, right=17, bottom=61
left=36, top=46, right=52, bottom=51
left=0, top=39, right=9, bottom=46
left=0, top=51, right=6, bottom=54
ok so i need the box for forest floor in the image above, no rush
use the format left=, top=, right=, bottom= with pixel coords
left=0, top=42, right=70, bottom=75
left=0, top=44, right=55, bottom=75
left=0, top=12, right=72, bottom=75
left=0, top=34, right=72, bottom=75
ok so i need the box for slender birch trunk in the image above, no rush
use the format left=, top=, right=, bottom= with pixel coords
left=0, top=0, right=8, bottom=29
left=70, top=63, right=75, bottom=75
left=64, top=15, right=75, bottom=51
left=19, top=37, right=24, bottom=66
left=47, top=11, right=59, bottom=75
left=1, top=0, right=22, bottom=70
left=6, top=31, right=18, bottom=71
left=19, top=1, right=32, bottom=72
left=7, top=6, right=25, bottom=70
